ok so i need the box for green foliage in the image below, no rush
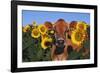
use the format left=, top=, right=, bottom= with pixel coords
left=22, top=30, right=52, bottom=62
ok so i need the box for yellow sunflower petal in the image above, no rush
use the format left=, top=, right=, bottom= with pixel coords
left=31, top=28, right=40, bottom=38
left=38, top=24, right=47, bottom=35
left=23, top=25, right=31, bottom=32
left=41, top=34, right=49, bottom=40
left=41, top=37, right=52, bottom=49
left=71, top=29, right=85, bottom=46
left=76, top=21, right=88, bottom=31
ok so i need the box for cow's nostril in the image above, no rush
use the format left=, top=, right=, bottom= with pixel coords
left=57, top=40, right=64, bottom=45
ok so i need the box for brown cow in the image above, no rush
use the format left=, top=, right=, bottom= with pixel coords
left=51, top=19, right=68, bottom=60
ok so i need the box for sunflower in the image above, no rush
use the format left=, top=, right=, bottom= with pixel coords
left=38, top=25, right=47, bottom=35
left=41, top=34, right=49, bottom=40
left=32, top=21, right=37, bottom=27
left=76, top=21, right=88, bottom=31
left=23, top=25, right=31, bottom=32
left=71, top=29, right=86, bottom=46
left=41, top=37, right=52, bottom=49
left=31, top=28, right=40, bottom=38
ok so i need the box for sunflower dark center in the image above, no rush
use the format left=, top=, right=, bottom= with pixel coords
left=79, top=24, right=84, bottom=29
left=40, top=27, right=45, bottom=32
left=75, top=32, right=83, bottom=41
left=44, top=41, right=51, bottom=46
left=33, top=30, right=38, bottom=35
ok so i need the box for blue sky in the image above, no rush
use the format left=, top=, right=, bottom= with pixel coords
left=22, top=10, right=90, bottom=26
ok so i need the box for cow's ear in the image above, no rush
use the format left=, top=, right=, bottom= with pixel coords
left=65, top=22, right=69, bottom=32
left=69, top=21, right=77, bottom=28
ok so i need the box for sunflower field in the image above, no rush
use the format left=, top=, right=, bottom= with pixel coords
left=22, top=21, right=90, bottom=62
